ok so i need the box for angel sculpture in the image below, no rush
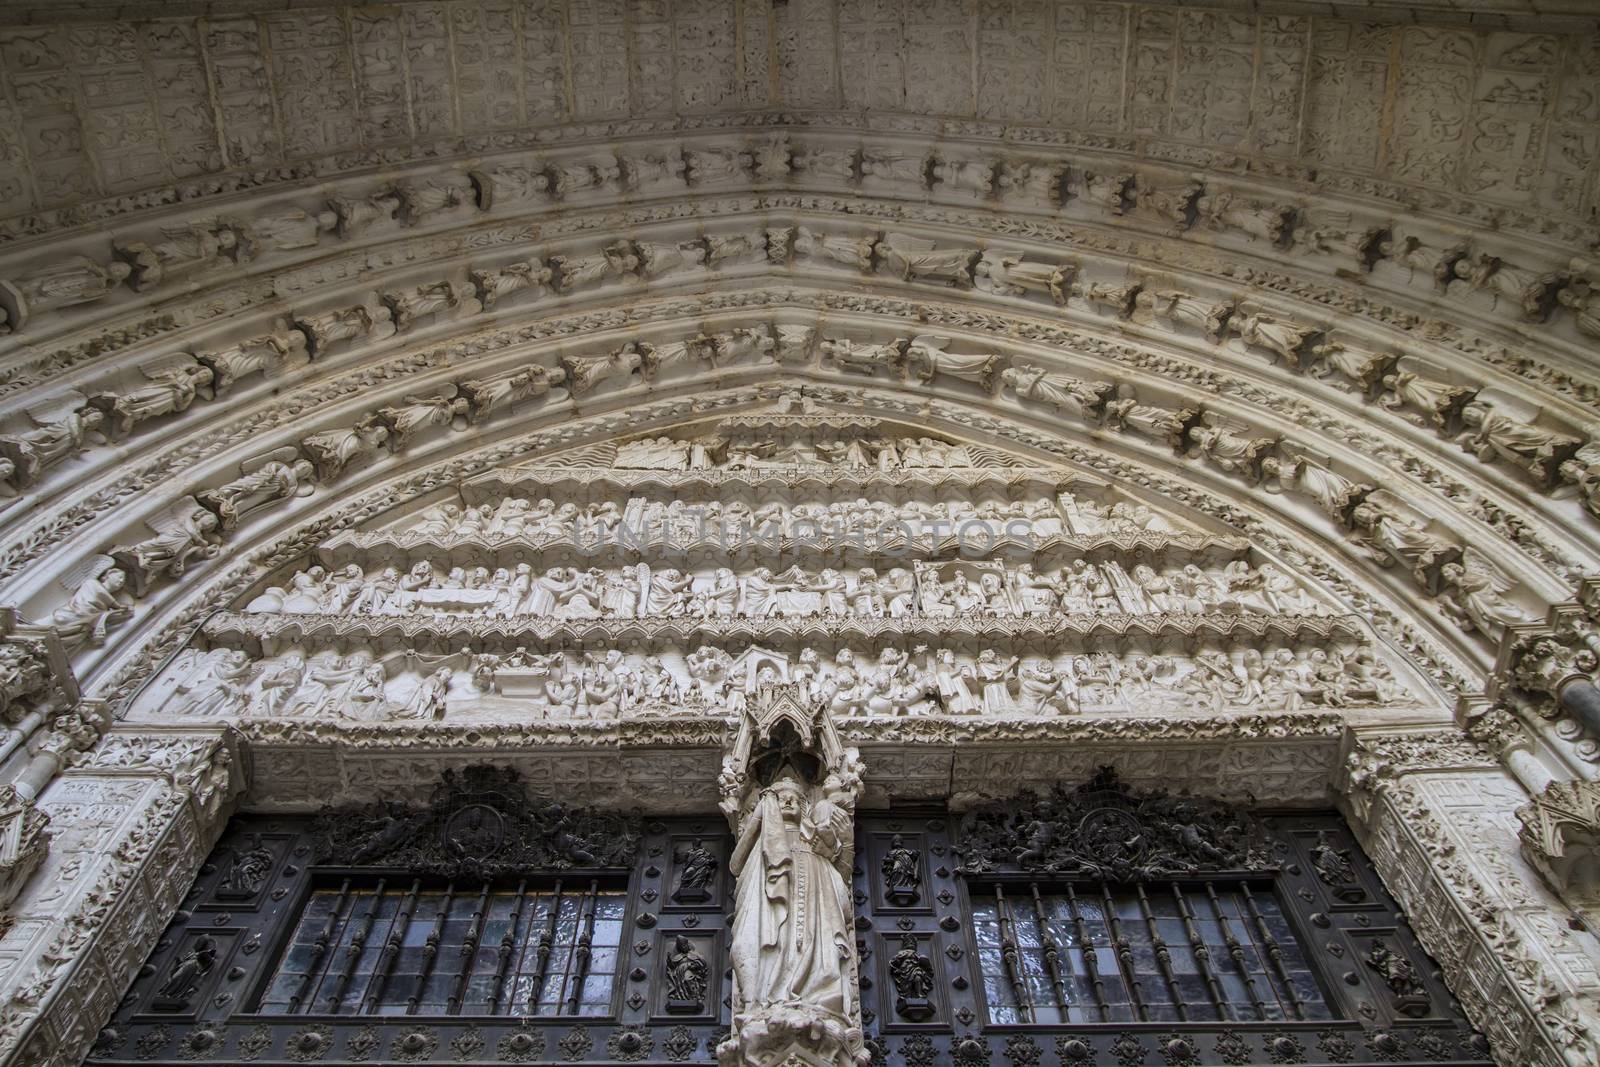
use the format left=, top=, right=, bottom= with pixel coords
left=793, top=227, right=876, bottom=271
left=1439, top=549, right=1531, bottom=644
left=393, top=172, right=474, bottom=224
left=1, top=254, right=131, bottom=329
left=973, top=251, right=1074, bottom=304
left=373, top=392, right=468, bottom=451
left=469, top=258, right=552, bottom=307
left=111, top=497, right=224, bottom=596
left=1001, top=363, right=1114, bottom=419
left=458, top=365, right=564, bottom=424
left=46, top=555, right=133, bottom=651
left=114, top=219, right=247, bottom=291
left=822, top=337, right=904, bottom=376
left=90, top=355, right=214, bottom=437
left=0, top=393, right=106, bottom=488
left=560, top=344, right=642, bottom=394
left=875, top=234, right=978, bottom=288
left=299, top=419, right=389, bottom=481
left=198, top=323, right=308, bottom=393
left=904, top=335, right=1000, bottom=390
left=1231, top=311, right=1321, bottom=368
left=196, top=449, right=317, bottom=530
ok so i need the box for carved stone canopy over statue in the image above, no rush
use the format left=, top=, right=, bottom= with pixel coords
left=955, top=767, right=1273, bottom=880
left=312, top=765, right=639, bottom=880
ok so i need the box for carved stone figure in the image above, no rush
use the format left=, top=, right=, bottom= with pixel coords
left=386, top=278, right=480, bottom=331
left=459, top=366, right=564, bottom=423
left=89, top=357, right=214, bottom=437
left=1074, top=280, right=1142, bottom=317
left=0, top=397, right=105, bottom=488
left=198, top=325, right=309, bottom=393
left=470, top=259, right=553, bottom=307
left=1451, top=253, right=1562, bottom=319
left=246, top=207, right=339, bottom=252
left=47, top=559, right=131, bottom=651
left=932, top=158, right=994, bottom=195
left=705, top=233, right=762, bottom=266
left=974, top=252, right=1074, bottom=304
left=295, top=299, right=395, bottom=355
left=196, top=456, right=315, bottom=530
left=875, top=234, right=977, bottom=288
left=1134, top=176, right=1201, bottom=228
left=561, top=344, right=643, bottom=394
left=373, top=393, right=469, bottom=451
left=299, top=419, right=389, bottom=481
left=904, top=335, right=999, bottom=390
left=1378, top=369, right=1476, bottom=430
left=1231, top=311, right=1321, bottom=368
left=1307, top=342, right=1396, bottom=393
left=114, top=220, right=246, bottom=290
left=1074, top=170, right=1134, bottom=214
left=1301, top=209, right=1387, bottom=270
left=394, top=172, right=475, bottom=224
left=636, top=240, right=707, bottom=278
left=792, top=145, right=856, bottom=181
left=1350, top=494, right=1461, bottom=593
left=550, top=155, right=620, bottom=197
left=0, top=255, right=131, bottom=330
left=1197, top=192, right=1295, bottom=244
left=1456, top=399, right=1581, bottom=487
left=1103, top=396, right=1195, bottom=449
left=467, top=165, right=550, bottom=209
left=684, top=147, right=751, bottom=185
left=793, top=228, right=875, bottom=271
left=1186, top=418, right=1276, bottom=481
left=1439, top=549, right=1530, bottom=644
left=1002, top=364, right=1113, bottom=419
left=1260, top=453, right=1371, bottom=524
left=1136, top=289, right=1236, bottom=341
left=111, top=498, right=223, bottom=595
left=326, top=189, right=401, bottom=236
left=551, top=244, right=639, bottom=291
left=997, top=161, right=1064, bottom=204
left=861, top=153, right=929, bottom=186
left=621, top=149, right=685, bottom=189
left=822, top=337, right=903, bottom=376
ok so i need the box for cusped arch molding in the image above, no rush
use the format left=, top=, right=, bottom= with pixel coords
left=9, top=285, right=1581, bottom=712
left=101, top=378, right=1478, bottom=741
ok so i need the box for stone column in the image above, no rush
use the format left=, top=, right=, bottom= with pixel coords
left=717, top=685, right=868, bottom=1067
left=1342, top=726, right=1600, bottom=1067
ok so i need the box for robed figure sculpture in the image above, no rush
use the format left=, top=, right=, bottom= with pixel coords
left=719, top=684, right=868, bottom=1067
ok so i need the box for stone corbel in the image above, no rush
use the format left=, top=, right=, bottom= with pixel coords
left=1517, top=779, right=1600, bottom=894
left=718, top=684, right=868, bottom=1067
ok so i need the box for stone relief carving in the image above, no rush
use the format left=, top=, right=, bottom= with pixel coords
left=87, top=355, right=213, bottom=438
left=0, top=255, right=130, bottom=331
left=113, top=220, right=250, bottom=292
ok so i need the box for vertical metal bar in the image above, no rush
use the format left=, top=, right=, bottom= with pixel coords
left=1100, top=882, right=1147, bottom=1021
left=1205, top=881, right=1266, bottom=1020
left=1063, top=885, right=1109, bottom=1022
left=1135, top=882, right=1187, bottom=1021
left=994, top=886, right=1033, bottom=1023
left=406, top=881, right=456, bottom=1015
left=290, top=879, right=351, bottom=1014
left=489, top=880, right=528, bottom=1014
left=1240, top=883, right=1305, bottom=1020
left=1172, top=882, right=1228, bottom=1020
left=565, top=881, right=600, bottom=1015
left=527, top=881, right=563, bottom=1013
left=362, top=879, right=421, bottom=1014
left=1028, top=883, right=1070, bottom=1017
left=448, top=883, right=492, bottom=1014
left=325, top=879, right=386, bottom=1012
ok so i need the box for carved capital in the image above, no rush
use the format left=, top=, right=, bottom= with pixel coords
left=1517, top=778, right=1600, bottom=894
left=1509, top=635, right=1597, bottom=700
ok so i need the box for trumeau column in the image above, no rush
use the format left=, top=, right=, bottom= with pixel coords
left=1342, top=725, right=1600, bottom=1067
left=718, top=684, right=869, bottom=1067
left=0, top=727, right=241, bottom=1067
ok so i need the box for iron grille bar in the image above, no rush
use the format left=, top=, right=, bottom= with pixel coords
left=528, top=881, right=563, bottom=1013
left=1064, top=884, right=1109, bottom=1021
left=406, top=881, right=456, bottom=1015
left=566, top=880, right=600, bottom=1015
left=1100, top=881, right=1147, bottom=1021
left=1205, top=880, right=1267, bottom=1020
left=1172, top=881, right=1228, bottom=1019
left=289, top=878, right=351, bottom=1014
left=488, top=879, right=528, bottom=1013
left=1240, top=882, right=1305, bottom=1020
left=325, top=878, right=386, bottom=1011
left=1028, top=882, right=1070, bottom=1015
left=1135, top=882, right=1187, bottom=1021
left=448, top=883, right=492, bottom=1014
left=994, top=885, right=1033, bottom=1023
left=362, top=878, right=420, bottom=1014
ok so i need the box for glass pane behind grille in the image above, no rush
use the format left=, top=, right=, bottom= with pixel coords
left=971, top=882, right=1331, bottom=1025
left=260, top=881, right=623, bottom=1017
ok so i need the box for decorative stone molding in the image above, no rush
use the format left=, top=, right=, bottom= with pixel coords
left=1518, top=779, right=1600, bottom=895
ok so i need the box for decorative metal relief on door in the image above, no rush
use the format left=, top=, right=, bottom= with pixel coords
left=87, top=767, right=731, bottom=1065
left=852, top=771, right=1492, bottom=1067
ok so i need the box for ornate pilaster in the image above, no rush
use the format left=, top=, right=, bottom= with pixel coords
left=717, top=684, right=868, bottom=1067
left=1341, top=726, right=1600, bottom=1067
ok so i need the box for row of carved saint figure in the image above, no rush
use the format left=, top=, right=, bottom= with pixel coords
left=154, top=640, right=1400, bottom=723
left=244, top=559, right=1326, bottom=621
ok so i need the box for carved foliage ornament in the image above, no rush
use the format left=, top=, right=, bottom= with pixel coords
left=954, top=767, right=1273, bottom=879
left=311, top=765, right=640, bottom=878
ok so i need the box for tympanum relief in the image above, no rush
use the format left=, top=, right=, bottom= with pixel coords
left=126, top=410, right=1417, bottom=733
